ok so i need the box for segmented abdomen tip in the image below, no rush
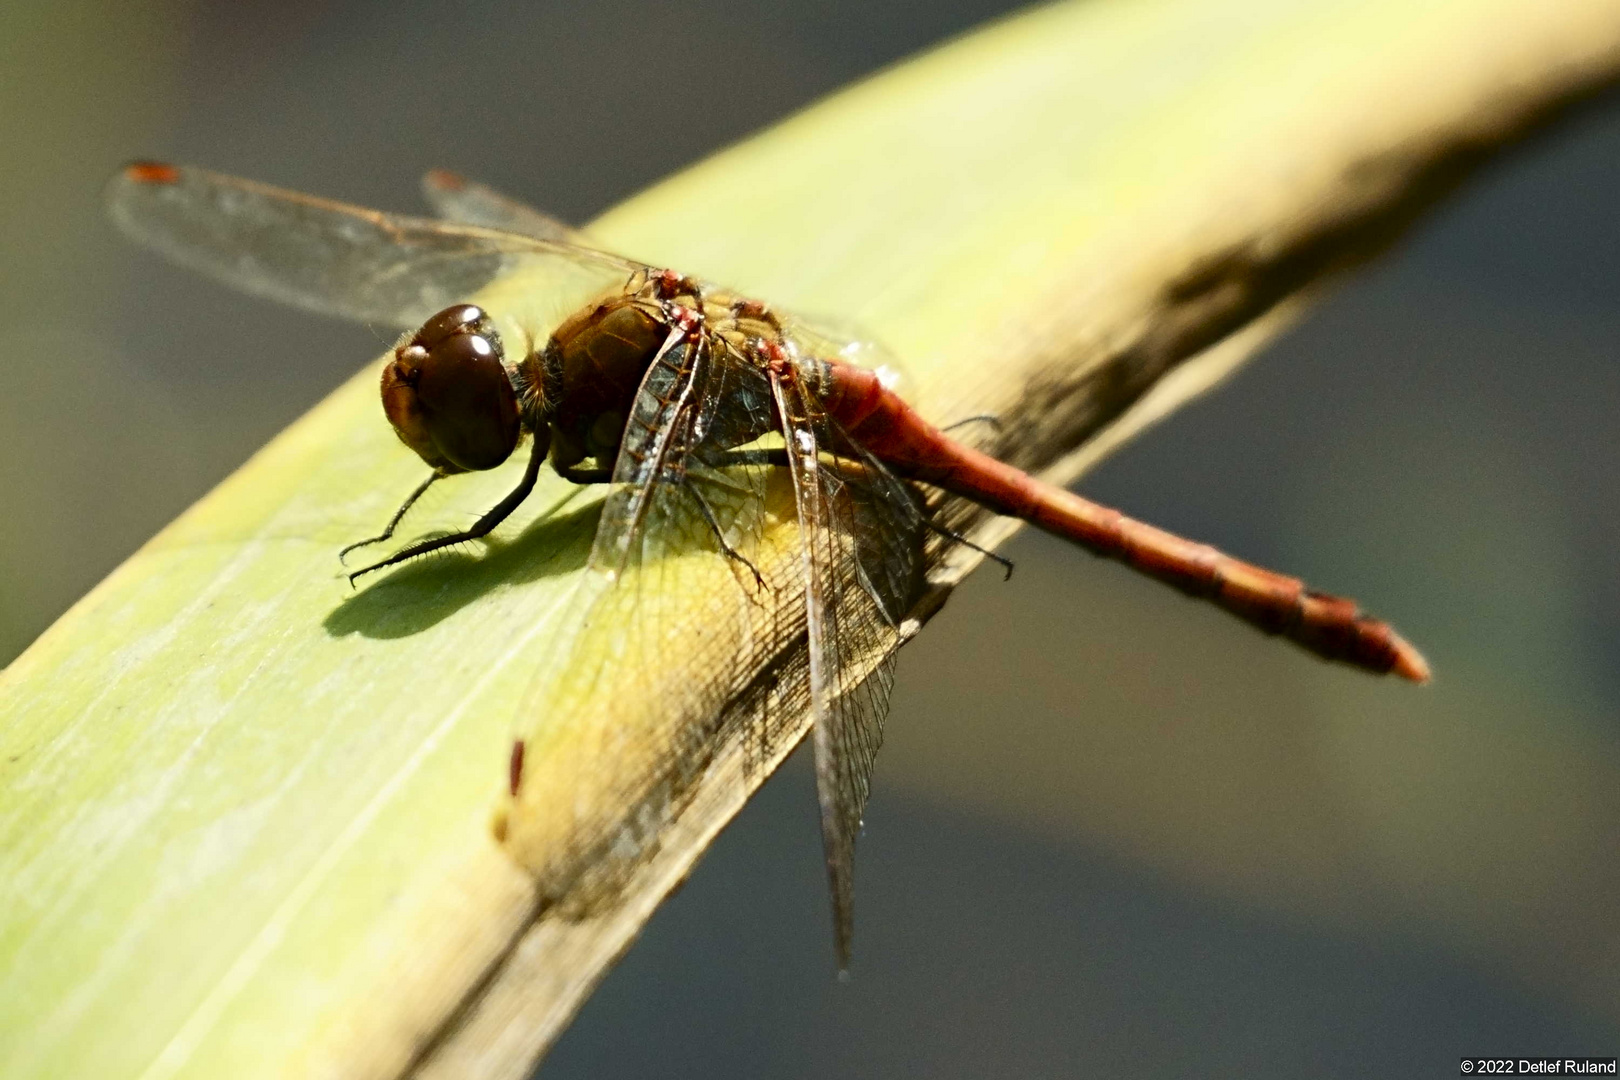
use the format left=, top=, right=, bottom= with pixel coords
left=1390, top=638, right=1432, bottom=684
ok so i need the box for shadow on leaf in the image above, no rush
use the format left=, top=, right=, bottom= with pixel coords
left=323, top=498, right=600, bottom=640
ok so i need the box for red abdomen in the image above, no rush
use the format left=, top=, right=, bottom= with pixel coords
left=819, top=360, right=1429, bottom=682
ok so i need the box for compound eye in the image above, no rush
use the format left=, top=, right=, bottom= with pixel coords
left=413, top=304, right=489, bottom=349
left=382, top=305, right=520, bottom=473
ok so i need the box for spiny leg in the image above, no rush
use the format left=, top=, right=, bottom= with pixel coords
left=680, top=475, right=767, bottom=592
left=647, top=268, right=707, bottom=307
left=709, top=446, right=790, bottom=470
left=558, top=464, right=614, bottom=485
left=941, top=414, right=1002, bottom=435
left=923, top=517, right=1014, bottom=580
left=348, top=437, right=546, bottom=584
left=729, top=296, right=785, bottom=334
left=339, top=470, right=444, bottom=564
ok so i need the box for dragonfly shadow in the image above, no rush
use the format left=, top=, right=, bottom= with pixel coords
left=323, top=498, right=600, bottom=641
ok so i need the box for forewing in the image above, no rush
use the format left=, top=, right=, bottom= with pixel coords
left=106, top=162, right=640, bottom=330
left=421, top=169, right=590, bottom=245
left=591, top=326, right=718, bottom=577
left=771, top=364, right=924, bottom=969
left=498, top=330, right=795, bottom=905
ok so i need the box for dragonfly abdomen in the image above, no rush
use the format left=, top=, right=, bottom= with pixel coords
left=1059, top=507, right=1429, bottom=681
left=820, top=360, right=1430, bottom=682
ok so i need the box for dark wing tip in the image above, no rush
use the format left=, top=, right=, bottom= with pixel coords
left=121, top=160, right=181, bottom=185
left=423, top=168, right=467, bottom=192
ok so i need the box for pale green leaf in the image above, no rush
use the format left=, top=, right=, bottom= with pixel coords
left=3, top=1, right=1618, bottom=1078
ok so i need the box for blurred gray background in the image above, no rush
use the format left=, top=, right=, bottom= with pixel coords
left=4, top=1, right=1618, bottom=1076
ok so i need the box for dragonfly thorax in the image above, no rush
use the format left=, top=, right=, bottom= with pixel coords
left=535, top=293, right=681, bottom=470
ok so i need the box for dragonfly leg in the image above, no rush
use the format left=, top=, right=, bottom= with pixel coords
left=941, top=413, right=1003, bottom=436
left=347, top=436, right=545, bottom=584
left=558, top=464, right=613, bottom=484
left=708, top=447, right=790, bottom=470
left=923, top=517, right=1014, bottom=580
left=645, top=268, right=707, bottom=306
left=338, top=470, right=444, bottom=564
left=680, top=476, right=767, bottom=593
left=728, top=297, right=785, bottom=334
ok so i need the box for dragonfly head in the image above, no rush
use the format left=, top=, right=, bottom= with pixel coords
left=381, top=304, right=522, bottom=473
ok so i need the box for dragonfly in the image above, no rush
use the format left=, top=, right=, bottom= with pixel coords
left=107, top=162, right=1428, bottom=967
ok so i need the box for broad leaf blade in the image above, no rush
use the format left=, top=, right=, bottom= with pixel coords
left=3, top=1, right=1619, bottom=1078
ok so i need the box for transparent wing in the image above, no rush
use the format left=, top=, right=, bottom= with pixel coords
left=771, top=361, right=924, bottom=970
left=591, top=329, right=779, bottom=577
left=499, top=326, right=793, bottom=903
left=105, top=161, right=643, bottom=330
left=499, top=326, right=924, bottom=950
left=421, top=169, right=590, bottom=245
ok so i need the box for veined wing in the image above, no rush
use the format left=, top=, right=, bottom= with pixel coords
left=496, top=319, right=923, bottom=944
left=421, top=169, right=589, bottom=245
left=496, top=326, right=798, bottom=903
left=105, top=162, right=642, bottom=330
left=590, top=325, right=724, bottom=577
left=591, top=323, right=782, bottom=576
left=771, top=358, right=925, bottom=970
